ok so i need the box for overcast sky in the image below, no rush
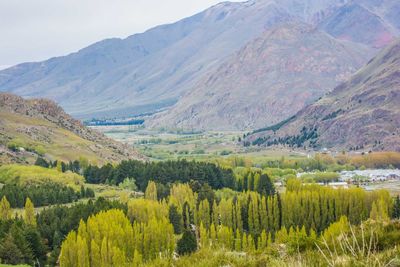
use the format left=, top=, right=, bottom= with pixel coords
left=0, top=0, right=242, bottom=69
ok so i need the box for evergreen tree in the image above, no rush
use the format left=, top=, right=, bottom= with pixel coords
left=177, top=230, right=198, bottom=255
left=35, top=157, right=49, bottom=168
left=393, top=195, right=400, bottom=219
left=24, top=226, right=47, bottom=264
left=257, top=174, right=275, bottom=196
left=168, top=204, right=183, bottom=234
left=0, top=234, right=24, bottom=265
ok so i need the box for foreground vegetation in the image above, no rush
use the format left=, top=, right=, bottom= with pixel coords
left=1, top=178, right=399, bottom=266
left=1, top=151, right=400, bottom=266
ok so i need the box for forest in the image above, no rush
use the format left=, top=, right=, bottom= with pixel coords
left=1, top=175, right=400, bottom=266
left=1, top=152, right=400, bottom=266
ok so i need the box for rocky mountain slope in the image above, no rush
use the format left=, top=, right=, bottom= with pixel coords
left=149, top=22, right=370, bottom=130
left=245, top=40, right=400, bottom=151
left=318, top=1, right=398, bottom=48
left=1, top=0, right=399, bottom=122
left=0, top=93, right=142, bottom=164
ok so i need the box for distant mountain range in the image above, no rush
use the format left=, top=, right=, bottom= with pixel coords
left=245, top=40, right=400, bottom=151
left=0, top=93, right=142, bottom=164
left=149, top=22, right=370, bottom=130
left=0, top=0, right=399, bottom=131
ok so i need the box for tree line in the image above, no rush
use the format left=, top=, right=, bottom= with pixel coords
left=0, top=183, right=94, bottom=208
left=0, top=197, right=46, bottom=266
left=83, top=159, right=236, bottom=191
left=0, top=196, right=127, bottom=266
left=57, top=182, right=398, bottom=266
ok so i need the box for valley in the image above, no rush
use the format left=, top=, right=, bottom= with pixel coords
left=0, top=0, right=399, bottom=266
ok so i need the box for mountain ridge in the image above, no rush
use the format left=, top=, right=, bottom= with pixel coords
left=244, top=39, right=400, bottom=151
left=148, top=22, right=372, bottom=130
left=0, top=0, right=399, bottom=127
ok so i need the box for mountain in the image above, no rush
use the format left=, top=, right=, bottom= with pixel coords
left=318, top=2, right=397, bottom=48
left=0, top=1, right=294, bottom=118
left=0, top=0, right=399, bottom=123
left=148, top=22, right=370, bottom=130
left=245, top=40, right=400, bottom=151
left=0, top=93, right=142, bottom=164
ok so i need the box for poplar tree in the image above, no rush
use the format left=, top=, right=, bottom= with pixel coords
left=197, top=199, right=211, bottom=229
left=24, top=198, right=36, bottom=226
left=145, top=181, right=158, bottom=201
left=0, top=196, right=12, bottom=220
left=234, top=230, right=241, bottom=251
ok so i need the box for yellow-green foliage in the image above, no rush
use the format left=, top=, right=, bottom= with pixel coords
left=299, top=172, right=339, bottom=183
left=264, top=168, right=297, bottom=180
left=127, top=199, right=168, bottom=223
left=0, top=164, right=84, bottom=190
left=169, top=183, right=197, bottom=209
left=145, top=181, right=158, bottom=201
left=0, top=196, right=12, bottom=220
left=23, top=198, right=36, bottom=226
left=281, top=186, right=392, bottom=230
left=60, top=209, right=175, bottom=267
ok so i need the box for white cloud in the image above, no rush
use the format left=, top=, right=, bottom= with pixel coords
left=0, top=0, right=242, bottom=66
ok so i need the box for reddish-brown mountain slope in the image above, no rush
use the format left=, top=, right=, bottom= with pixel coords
left=149, top=23, right=371, bottom=130
left=246, top=40, right=400, bottom=151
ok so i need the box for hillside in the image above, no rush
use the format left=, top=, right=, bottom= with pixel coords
left=0, top=0, right=398, bottom=122
left=0, top=93, right=142, bottom=164
left=318, top=2, right=397, bottom=48
left=149, top=23, right=370, bottom=130
left=245, top=40, right=400, bottom=151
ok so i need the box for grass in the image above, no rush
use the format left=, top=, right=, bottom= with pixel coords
left=0, top=164, right=84, bottom=190
left=316, top=223, right=400, bottom=267
left=0, top=111, right=113, bottom=164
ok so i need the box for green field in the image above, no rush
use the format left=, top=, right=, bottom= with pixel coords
left=92, top=125, right=308, bottom=162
